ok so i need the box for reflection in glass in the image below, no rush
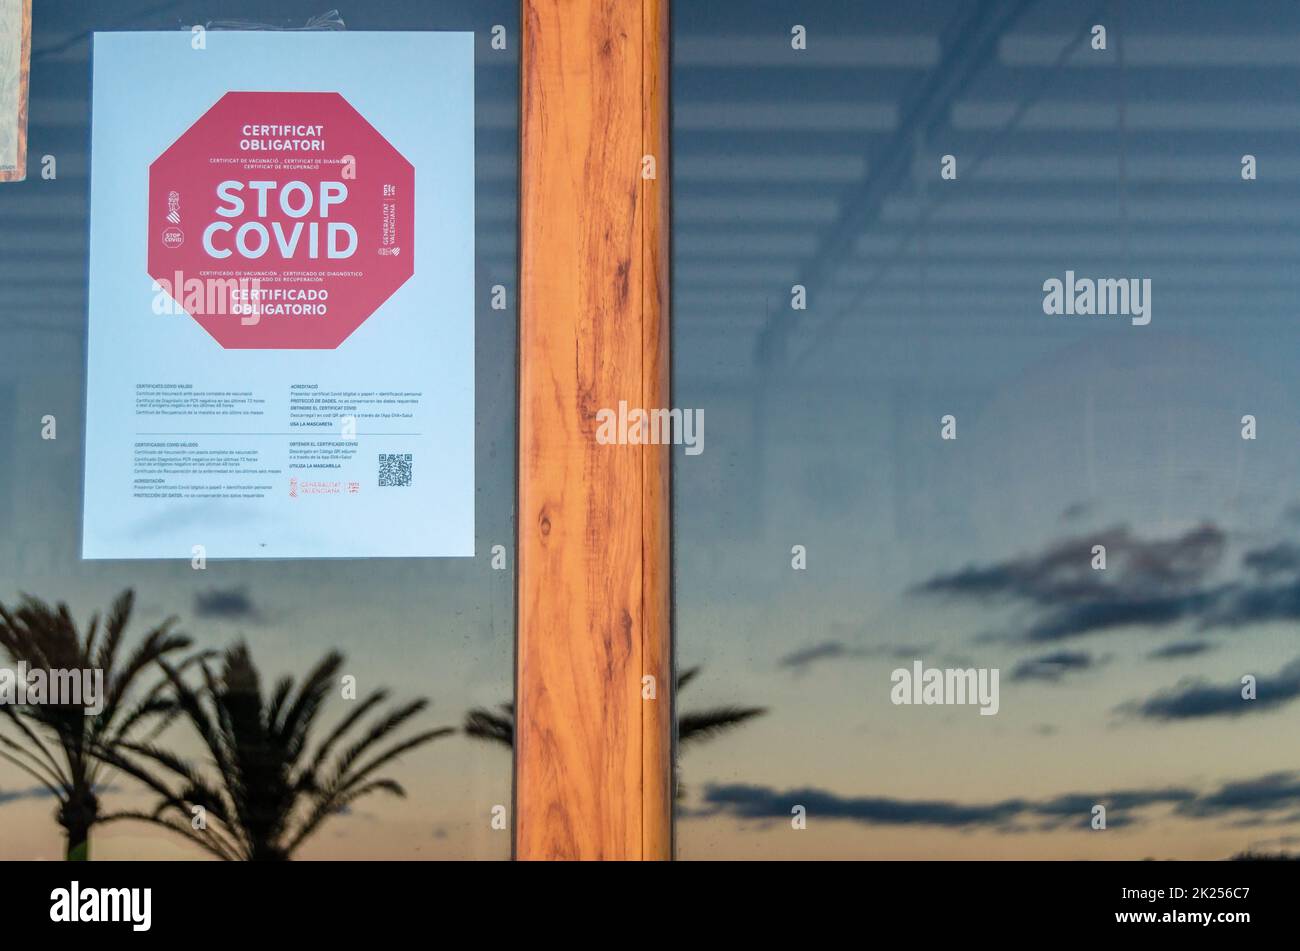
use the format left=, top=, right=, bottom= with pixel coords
left=0, top=1, right=517, bottom=860
left=673, top=0, right=1300, bottom=860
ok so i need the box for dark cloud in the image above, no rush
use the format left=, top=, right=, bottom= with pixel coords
left=916, top=525, right=1225, bottom=607
left=193, top=587, right=262, bottom=622
left=914, top=523, right=1300, bottom=642
left=868, top=643, right=937, bottom=661
left=1024, top=591, right=1221, bottom=643
left=1029, top=788, right=1199, bottom=829
left=778, top=641, right=866, bottom=671
left=779, top=640, right=934, bottom=672
left=1010, top=650, right=1098, bottom=682
left=0, top=786, right=55, bottom=807
left=1060, top=501, right=1092, bottom=522
left=1148, top=640, right=1215, bottom=660
left=701, top=783, right=1027, bottom=828
left=1177, top=772, right=1300, bottom=820
left=1243, top=543, right=1300, bottom=579
left=700, top=773, right=1300, bottom=832
left=1120, top=657, right=1300, bottom=721
left=1208, top=578, right=1300, bottom=629
left=698, top=782, right=1194, bottom=830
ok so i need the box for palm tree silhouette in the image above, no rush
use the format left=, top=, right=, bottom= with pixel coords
left=0, top=590, right=193, bottom=860
left=464, top=665, right=765, bottom=751
left=98, top=642, right=451, bottom=860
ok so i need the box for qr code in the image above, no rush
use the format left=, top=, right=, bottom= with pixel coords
left=378, top=453, right=412, bottom=487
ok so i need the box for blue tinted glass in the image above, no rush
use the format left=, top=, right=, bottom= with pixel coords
left=673, top=1, right=1300, bottom=859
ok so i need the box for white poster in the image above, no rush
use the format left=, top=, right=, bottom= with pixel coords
left=84, top=31, right=475, bottom=559
left=0, top=0, right=29, bottom=181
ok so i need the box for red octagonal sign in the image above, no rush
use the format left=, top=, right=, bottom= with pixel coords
left=148, top=91, right=414, bottom=349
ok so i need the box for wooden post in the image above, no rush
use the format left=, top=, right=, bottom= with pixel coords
left=516, top=0, right=672, bottom=860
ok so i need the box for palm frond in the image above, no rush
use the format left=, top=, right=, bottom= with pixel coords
left=0, top=706, right=71, bottom=788
left=99, top=810, right=238, bottom=861
left=678, top=706, right=767, bottom=746
left=327, top=698, right=429, bottom=787
left=300, top=688, right=390, bottom=786
left=274, top=650, right=343, bottom=761
left=462, top=705, right=513, bottom=747
left=93, top=622, right=190, bottom=737
left=331, top=727, right=453, bottom=800
left=675, top=666, right=701, bottom=690
left=93, top=590, right=134, bottom=678
left=265, top=676, right=294, bottom=736
left=288, top=728, right=450, bottom=855
left=0, top=746, right=64, bottom=798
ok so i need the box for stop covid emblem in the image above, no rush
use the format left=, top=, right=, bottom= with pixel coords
left=147, top=91, right=414, bottom=349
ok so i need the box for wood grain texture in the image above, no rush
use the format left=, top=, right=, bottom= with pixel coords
left=516, top=0, right=672, bottom=860
left=0, top=0, right=30, bottom=182
left=638, top=0, right=672, bottom=861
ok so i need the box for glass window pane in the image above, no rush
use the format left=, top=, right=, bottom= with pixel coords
left=0, top=1, right=515, bottom=860
left=673, top=1, right=1300, bottom=860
